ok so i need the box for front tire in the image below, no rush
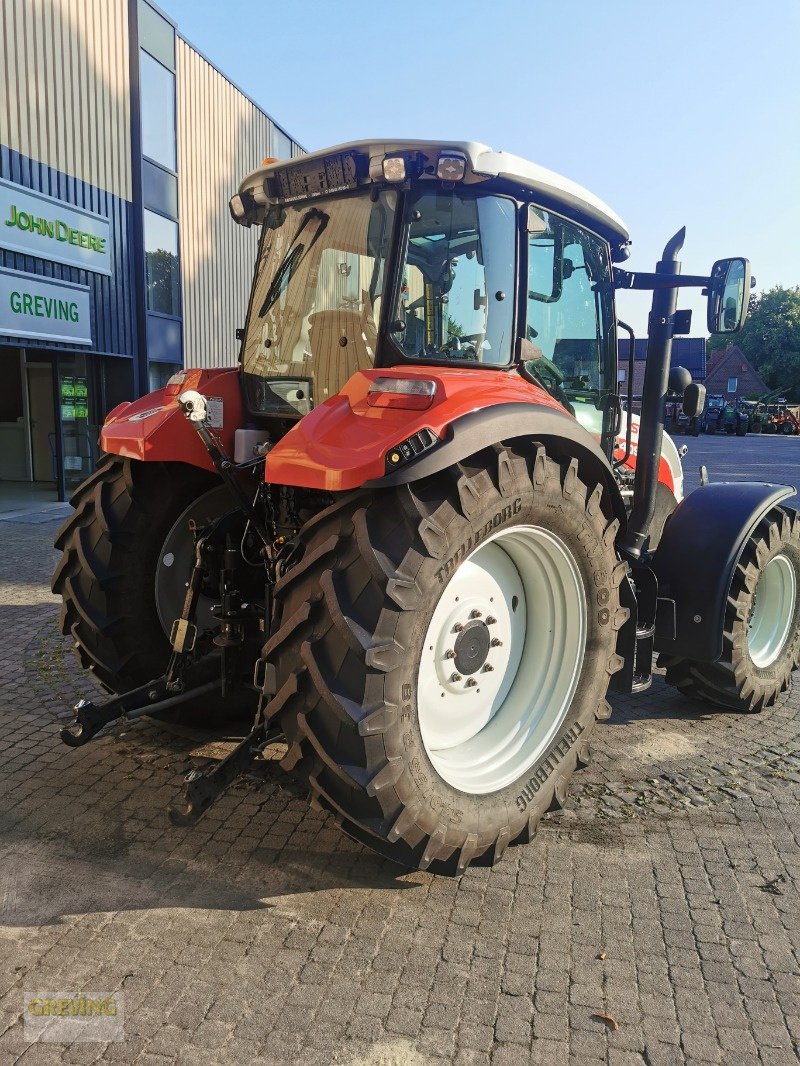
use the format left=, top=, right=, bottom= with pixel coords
left=659, top=507, right=800, bottom=712
left=265, top=445, right=627, bottom=872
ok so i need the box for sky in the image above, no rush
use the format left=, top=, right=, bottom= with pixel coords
left=163, top=0, right=800, bottom=336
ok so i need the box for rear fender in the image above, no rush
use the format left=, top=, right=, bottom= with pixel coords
left=264, top=367, right=626, bottom=522
left=368, top=403, right=627, bottom=525
left=100, top=368, right=242, bottom=473
left=652, top=482, right=795, bottom=662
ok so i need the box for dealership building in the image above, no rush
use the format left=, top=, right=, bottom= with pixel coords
left=0, top=0, right=302, bottom=500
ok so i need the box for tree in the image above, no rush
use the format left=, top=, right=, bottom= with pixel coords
left=145, top=248, right=180, bottom=316
left=708, top=286, right=800, bottom=400
left=445, top=315, right=464, bottom=339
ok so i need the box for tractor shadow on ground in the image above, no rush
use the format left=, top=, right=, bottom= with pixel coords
left=1, top=704, right=426, bottom=929
left=0, top=815, right=416, bottom=930
left=606, top=676, right=713, bottom=727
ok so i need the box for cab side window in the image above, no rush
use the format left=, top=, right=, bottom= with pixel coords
left=526, top=208, right=613, bottom=408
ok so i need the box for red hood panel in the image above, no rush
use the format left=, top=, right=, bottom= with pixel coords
left=100, top=367, right=242, bottom=471
left=265, top=367, right=566, bottom=491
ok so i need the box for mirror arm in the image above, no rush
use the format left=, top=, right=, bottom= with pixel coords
left=614, top=269, right=710, bottom=291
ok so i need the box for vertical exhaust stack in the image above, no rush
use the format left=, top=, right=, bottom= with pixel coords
left=621, top=227, right=685, bottom=559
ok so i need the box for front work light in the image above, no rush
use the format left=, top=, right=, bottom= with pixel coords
left=436, top=154, right=466, bottom=181
left=367, top=377, right=437, bottom=410
left=382, top=156, right=407, bottom=183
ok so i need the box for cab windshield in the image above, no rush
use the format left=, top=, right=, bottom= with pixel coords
left=241, top=190, right=396, bottom=413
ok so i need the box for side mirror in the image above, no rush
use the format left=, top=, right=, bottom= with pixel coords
left=707, top=257, right=751, bottom=334
left=683, top=382, right=706, bottom=419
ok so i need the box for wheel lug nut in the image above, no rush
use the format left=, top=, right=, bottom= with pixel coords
left=450, top=672, right=462, bottom=682
left=453, top=623, right=463, bottom=632
left=486, top=616, right=497, bottom=625
left=444, top=649, right=455, bottom=659
left=491, top=638, right=503, bottom=647
left=482, top=663, right=494, bottom=672
left=466, top=677, right=477, bottom=687
left=469, top=609, right=482, bottom=619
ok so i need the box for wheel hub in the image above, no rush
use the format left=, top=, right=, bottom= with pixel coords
left=453, top=619, right=491, bottom=675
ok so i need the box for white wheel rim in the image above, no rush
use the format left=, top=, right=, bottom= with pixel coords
left=417, top=525, right=587, bottom=794
left=748, top=553, right=797, bottom=668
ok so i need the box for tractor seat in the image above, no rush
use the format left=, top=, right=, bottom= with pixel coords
left=308, top=310, right=378, bottom=398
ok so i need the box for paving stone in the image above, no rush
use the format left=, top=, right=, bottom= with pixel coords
left=3, top=438, right=800, bottom=1064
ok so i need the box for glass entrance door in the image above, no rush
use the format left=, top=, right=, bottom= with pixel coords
left=56, top=353, right=99, bottom=496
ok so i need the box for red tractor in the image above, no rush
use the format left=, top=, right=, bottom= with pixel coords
left=53, top=141, right=800, bottom=873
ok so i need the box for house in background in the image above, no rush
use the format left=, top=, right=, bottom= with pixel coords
left=617, top=339, right=770, bottom=404
left=617, top=337, right=706, bottom=397
left=703, top=345, right=769, bottom=401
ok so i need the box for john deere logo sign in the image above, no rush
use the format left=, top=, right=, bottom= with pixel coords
left=0, top=267, right=92, bottom=345
left=0, top=178, right=111, bottom=275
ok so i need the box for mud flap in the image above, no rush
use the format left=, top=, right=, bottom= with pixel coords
left=652, top=483, right=795, bottom=662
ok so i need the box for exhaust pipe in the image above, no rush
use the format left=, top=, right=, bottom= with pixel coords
left=620, top=227, right=685, bottom=559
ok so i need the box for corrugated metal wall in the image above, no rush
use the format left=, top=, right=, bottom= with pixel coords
left=176, top=39, right=273, bottom=369
left=0, top=0, right=138, bottom=359
left=0, top=0, right=132, bottom=202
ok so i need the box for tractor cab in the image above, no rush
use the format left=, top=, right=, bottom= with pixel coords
left=231, top=141, right=625, bottom=455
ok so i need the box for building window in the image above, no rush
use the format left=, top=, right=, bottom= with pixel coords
left=138, top=0, right=175, bottom=70
left=618, top=368, right=626, bottom=382
left=273, top=126, right=293, bottom=160
left=140, top=50, right=177, bottom=171
left=727, top=376, right=738, bottom=394
left=149, top=361, right=177, bottom=392
left=144, top=210, right=180, bottom=316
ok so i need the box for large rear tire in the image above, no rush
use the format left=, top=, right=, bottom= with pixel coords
left=52, top=454, right=225, bottom=693
left=659, top=507, right=800, bottom=712
left=265, top=444, right=627, bottom=873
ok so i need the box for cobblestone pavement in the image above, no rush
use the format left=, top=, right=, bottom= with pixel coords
left=1, top=436, right=799, bottom=1065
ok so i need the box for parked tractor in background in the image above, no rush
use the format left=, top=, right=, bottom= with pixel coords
left=768, top=402, right=800, bottom=436
left=701, top=394, right=726, bottom=434
left=741, top=401, right=769, bottom=434
left=52, top=139, right=800, bottom=874
left=665, top=397, right=700, bottom=436
left=721, top=401, right=749, bottom=436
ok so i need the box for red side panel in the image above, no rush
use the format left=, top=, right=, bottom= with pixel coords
left=100, top=368, right=243, bottom=473
left=612, top=413, right=675, bottom=493
left=265, top=367, right=566, bottom=491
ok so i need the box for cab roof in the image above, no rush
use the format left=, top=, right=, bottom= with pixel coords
left=238, top=138, right=630, bottom=250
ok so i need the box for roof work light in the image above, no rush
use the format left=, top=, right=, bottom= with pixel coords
left=382, top=156, right=407, bottom=183
left=436, top=154, right=467, bottom=181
